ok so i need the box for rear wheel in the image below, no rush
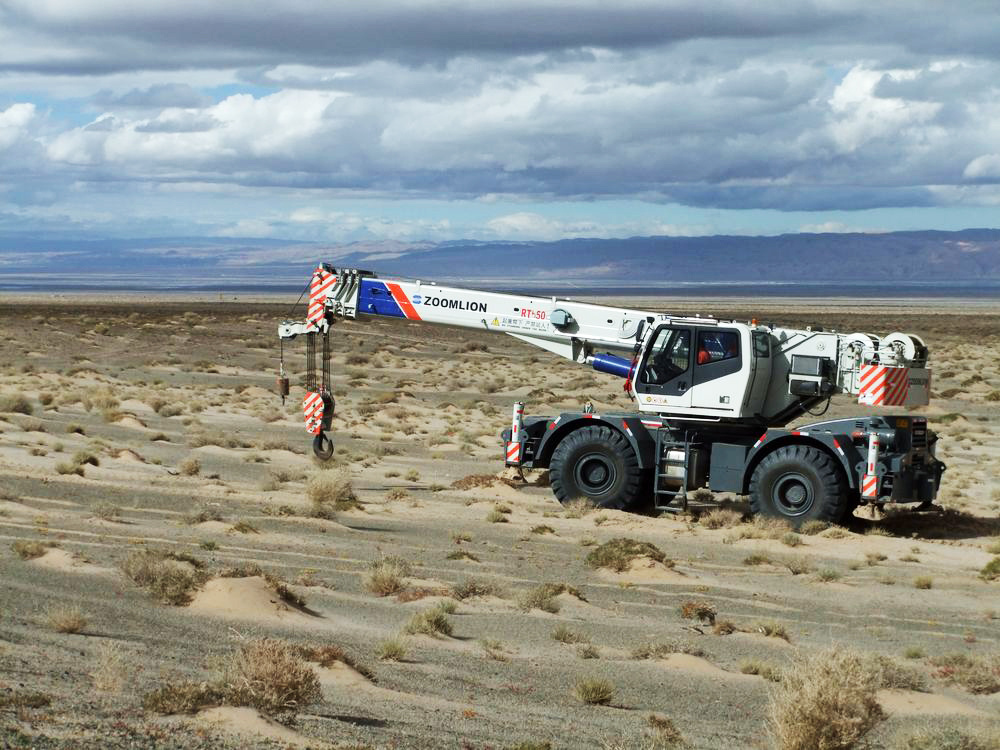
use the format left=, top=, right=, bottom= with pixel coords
left=749, top=444, right=848, bottom=527
left=549, top=425, right=644, bottom=510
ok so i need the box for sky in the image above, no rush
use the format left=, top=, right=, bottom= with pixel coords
left=2, top=0, right=1000, bottom=243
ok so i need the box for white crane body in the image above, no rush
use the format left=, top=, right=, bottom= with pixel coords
left=279, top=265, right=944, bottom=525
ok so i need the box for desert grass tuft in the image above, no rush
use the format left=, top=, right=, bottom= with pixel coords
left=552, top=625, right=589, bottom=644
left=365, top=555, right=411, bottom=596
left=46, top=604, right=88, bottom=634
left=377, top=638, right=407, bottom=662
left=91, top=641, right=128, bottom=694
left=741, top=660, right=783, bottom=682
left=121, top=549, right=208, bottom=605
left=699, top=508, right=744, bottom=529
left=574, top=677, right=615, bottom=705
left=403, top=605, right=453, bottom=637
left=307, top=469, right=361, bottom=512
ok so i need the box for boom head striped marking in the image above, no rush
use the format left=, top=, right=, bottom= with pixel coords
left=307, top=266, right=337, bottom=331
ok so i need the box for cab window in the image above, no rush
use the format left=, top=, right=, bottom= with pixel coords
left=696, top=330, right=739, bottom=365
left=642, top=328, right=690, bottom=385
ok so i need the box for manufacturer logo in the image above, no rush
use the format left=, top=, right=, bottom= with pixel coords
left=419, top=296, right=488, bottom=313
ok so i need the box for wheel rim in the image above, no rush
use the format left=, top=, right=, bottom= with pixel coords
left=574, top=452, right=617, bottom=496
left=771, top=471, right=814, bottom=516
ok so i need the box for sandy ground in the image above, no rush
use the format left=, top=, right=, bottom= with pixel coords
left=0, top=297, right=998, bottom=749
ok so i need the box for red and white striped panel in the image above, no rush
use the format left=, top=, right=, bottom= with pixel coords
left=861, top=473, right=878, bottom=499
left=858, top=364, right=910, bottom=406
left=307, top=266, right=337, bottom=331
left=505, top=441, right=520, bottom=464
left=303, top=391, right=324, bottom=435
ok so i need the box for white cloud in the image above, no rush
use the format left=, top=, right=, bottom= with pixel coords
left=964, top=154, right=1000, bottom=180
left=0, top=103, right=36, bottom=150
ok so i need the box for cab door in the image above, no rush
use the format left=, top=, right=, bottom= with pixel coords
left=634, top=326, right=693, bottom=410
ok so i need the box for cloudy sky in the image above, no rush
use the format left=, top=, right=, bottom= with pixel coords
left=2, top=0, right=1000, bottom=243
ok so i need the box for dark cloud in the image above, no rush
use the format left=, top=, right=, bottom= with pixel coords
left=2, top=0, right=1000, bottom=232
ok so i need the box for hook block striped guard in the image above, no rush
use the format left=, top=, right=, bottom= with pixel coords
left=303, top=391, right=324, bottom=435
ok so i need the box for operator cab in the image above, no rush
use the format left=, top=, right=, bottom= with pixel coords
left=633, top=320, right=769, bottom=419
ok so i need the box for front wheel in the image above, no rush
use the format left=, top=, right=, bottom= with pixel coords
left=549, top=425, right=644, bottom=510
left=749, top=444, right=849, bottom=527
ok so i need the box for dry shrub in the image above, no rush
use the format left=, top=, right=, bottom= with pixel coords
left=121, top=549, right=207, bottom=605
left=563, top=498, right=596, bottom=518
left=396, top=586, right=451, bottom=602
left=307, top=469, right=361, bottom=512
left=767, top=647, right=884, bottom=750
left=893, top=724, right=1000, bottom=750
left=700, top=508, right=744, bottom=529
left=0, top=691, right=52, bottom=709
left=0, top=392, right=33, bottom=414
left=178, top=456, right=201, bottom=476
left=800, top=520, right=830, bottom=535
left=222, top=638, right=321, bottom=714
left=297, top=643, right=372, bottom=679
left=979, top=557, right=1000, bottom=581
left=12, top=539, right=55, bottom=560
left=47, top=605, right=87, bottom=634
left=929, top=653, right=1000, bottom=694
left=869, top=654, right=929, bottom=691
left=365, top=555, right=411, bottom=596
left=451, top=473, right=499, bottom=490
left=631, top=641, right=705, bottom=659
left=585, top=538, right=671, bottom=572
left=741, top=660, right=783, bottom=682
left=451, top=578, right=506, bottom=600
left=142, top=681, right=221, bottom=714
left=755, top=622, right=790, bottom=641
left=680, top=600, right=717, bottom=625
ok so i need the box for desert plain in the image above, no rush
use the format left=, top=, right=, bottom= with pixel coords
left=0, top=294, right=998, bottom=749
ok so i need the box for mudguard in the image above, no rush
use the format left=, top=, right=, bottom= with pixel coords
left=526, top=412, right=657, bottom=470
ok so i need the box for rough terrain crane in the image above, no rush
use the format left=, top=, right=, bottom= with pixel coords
left=277, top=265, right=944, bottom=526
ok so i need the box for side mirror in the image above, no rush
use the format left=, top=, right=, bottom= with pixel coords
left=635, top=320, right=645, bottom=342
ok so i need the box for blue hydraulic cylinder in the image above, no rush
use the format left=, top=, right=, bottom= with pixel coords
left=591, top=353, right=633, bottom=378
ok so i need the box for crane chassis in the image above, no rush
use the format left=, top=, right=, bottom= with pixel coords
left=278, top=265, right=945, bottom=527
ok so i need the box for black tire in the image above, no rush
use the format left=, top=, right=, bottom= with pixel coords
left=549, top=425, right=644, bottom=510
left=749, top=444, right=848, bottom=527
left=312, top=432, right=334, bottom=461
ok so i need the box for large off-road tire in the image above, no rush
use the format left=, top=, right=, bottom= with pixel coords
left=549, top=425, right=644, bottom=510
left=749, top=444, right=849, bottom=527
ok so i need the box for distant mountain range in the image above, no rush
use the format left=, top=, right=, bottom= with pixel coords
left=1, top=229, right=999, bottom=291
